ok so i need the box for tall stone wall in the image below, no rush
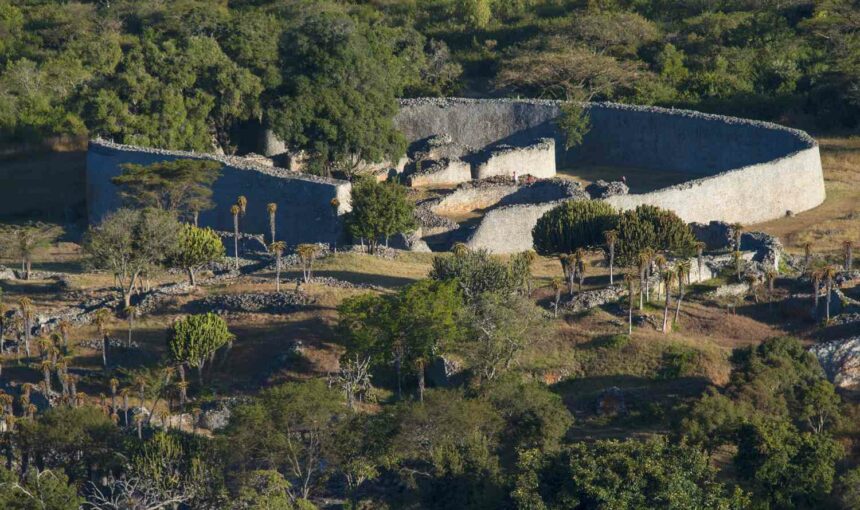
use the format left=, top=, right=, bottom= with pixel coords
left=87, top=140, right=351, bottom=246
left=397, top=98, right=825, bottom=253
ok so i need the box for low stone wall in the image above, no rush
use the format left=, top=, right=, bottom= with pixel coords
left=473, top=138, right=556, bottom=180
left=408, top=158, right=472, bottom=187
left=465, top=201, right=567, bottom=253
left=431, top=179, right=583, bottom=217
left=87, top=140, right=352, bottom=246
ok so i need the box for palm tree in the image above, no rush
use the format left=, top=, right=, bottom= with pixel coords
left=551, top=278, right=563, bottom=318
left=731, top=223, right=744, bottom=251
left=844, top=240, right=854, bottom=271
left=732, top=250, right=743, bottom=281
left=823, top=265, right=838, bottom=324
left=267, top=203, right=278, bottom=244
left=92, top=308, right=111, bottom=367
left=109, top=377, right=119, bottom=413
left=811, top=269, right=823, bottom=317
left=637, top=250, right=650, bottom=310
left=57, top=319, right=71, bottom=353
left=661, top=270, right=674, bottom=333
left=604, top=230, right=618, bottom=285
left=230, top=204, right=241, bottom=270
left=653, top=254, right=667, bottom=300
left=560, top=255, right=576, bottom=297
left=624, top=273, right=635, bottom=335
left=803, top=242, right=813, bottom=271
left=124, top=305, right=137, bottom=349
left=18, top=298, right=33, bottom=358
left=674, top=260, right=691, bottom=326
left=40, top=360, right=53, bottom=394
left=574, top=248, right=586, bottom=291
left=134, top=376, right=146, bottom=409
left=121, top=388, right=130, bottom=426
left=237, top=195, right=248, bottom=216
left=452, top=242, right=469, bottom=257
left=269, top=241, right=287, bottom=292
left=297, top=244, right=322, bottom=284
left=694, top=242, right=706, bottom=282
left=642, top=247, right=655, bottom=301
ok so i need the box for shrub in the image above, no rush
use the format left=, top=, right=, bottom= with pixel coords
left=615, top=205, right=696, bottom=266
left=532, top=200, right=619, bottom=255
left=344, top=177, right=415, bottom=253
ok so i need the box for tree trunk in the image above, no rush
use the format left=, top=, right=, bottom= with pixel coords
left=102, top=335, right=108, bottom=367
left=197, top=361, right=204, bottom=385
left=233, top=216, right=240, bottom=270
left=662, top=289, right=671, bottom=334
left=825, top=281, right=832, bottom=323
left=187, top=267, right=196, bottom=287
left=24, top=259, right=32, bottom=280
left=193, top=211, right=199, bottom=227
left=275, top=256, right=281, bottom=292
left=674, top=285, right=684, bottom=325
left=127, top=314, right=133, bottom=349
left=417, top=359, right=425, bottom=403
left=628, top=296, right=633, bottom=335
left=270, top=216, right=276, bottom=245
left=609, top=245, right=614, bottom=285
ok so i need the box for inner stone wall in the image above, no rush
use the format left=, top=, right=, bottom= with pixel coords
left=87, top=140, right=351, bottom=246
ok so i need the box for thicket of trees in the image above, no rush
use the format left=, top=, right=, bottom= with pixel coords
left=2, top=0, right=858, bottom=170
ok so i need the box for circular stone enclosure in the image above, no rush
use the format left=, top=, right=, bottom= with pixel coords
left=395, top=98, right=825, bottom=254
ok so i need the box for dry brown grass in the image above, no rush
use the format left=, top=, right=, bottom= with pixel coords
left=755, top=136, right=860, bottom=255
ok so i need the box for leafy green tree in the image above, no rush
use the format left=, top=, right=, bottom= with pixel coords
left=463, top=292, right=549, bottom=382
left=430, top=248, right=521, bottom=302
left=236, top=470, right=298, bottom=510
left=0, top=467, right=82, bottom=510
left=0, top=222, right=63, bottom=280
left=168, top=313, right=235, bottom=383
left=512, top=437, right=748, bottom=509
left=111, top=159, right=222, bottom=220
left=83, top=208, right=180, bottom=307
left=344, top=178, right=415, bottom=253
left=615, top=205, right=697, bottom=266
left=172, top=224, right=225, bottom=286
left=223, top=379, right=343, bottom=503
left=268, top=10, right=407, bottom=176
left=555, top=102, right=591, bottom=150
left=532, top=201, right=618, bottom=256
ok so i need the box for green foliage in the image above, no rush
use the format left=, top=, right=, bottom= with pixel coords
left=168, top=313, right=234, bottom=377
left=555, top=102, right=591, bottom=150
left=0, top=466, right=82, bottom=510
left=269, top=10, right=407, bottom=174
left=532, top=201, right=618, bottom=256
left=83, top=208, right=181, bottom=306
left=172, top=224, right=225, bottom=284
left=111, top=159, right=222, bottom=216
left=0, top=221, right=63, bottom=278
left=223, top=379, right=343, bottom=502
left=236, top=470, right=299, bottom=510
left=512, top=436, right=747, bottom=509
left=615, top=205, right=697, bottom=266
left=430, top=248, right=524, bottom=301
left=345, top=177, right=415, bottom=252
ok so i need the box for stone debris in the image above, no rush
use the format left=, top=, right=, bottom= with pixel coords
left=185, top=291, right=314, bottom=315
left=586, top=179, right=629, bottom=199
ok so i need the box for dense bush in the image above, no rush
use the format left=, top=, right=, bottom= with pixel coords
left=532, top=200, right=618, bottom=255
left=344, top=177, right=415, bottom=253
left=615, top=205, right=697, bottom=266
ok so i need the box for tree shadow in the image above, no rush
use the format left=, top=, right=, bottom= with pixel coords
left=282, top=269, right=419, bottom=288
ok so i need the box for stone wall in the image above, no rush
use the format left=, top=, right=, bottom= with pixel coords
left=397, top=98, right=824, bottom=253
left=408, top=158, right=472, bottom=187
left=472, top=138, right=556, bottom=180
left=87, top=140, right=351, bottom=246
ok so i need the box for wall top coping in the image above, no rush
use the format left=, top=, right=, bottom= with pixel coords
left=397, top=97, right=817, bottom=148
left=89, top=138, right=350, bottom=187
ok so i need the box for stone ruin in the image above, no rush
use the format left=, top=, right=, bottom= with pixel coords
left=86, top=97, right=826, bottom=254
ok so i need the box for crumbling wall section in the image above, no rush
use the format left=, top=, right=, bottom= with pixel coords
left=472, top=138, right=556, bottom=180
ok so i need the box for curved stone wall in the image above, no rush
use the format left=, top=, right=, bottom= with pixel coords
left=397, top=98, right=825, bottom=253
left=87, top=140, right=351, bottom=246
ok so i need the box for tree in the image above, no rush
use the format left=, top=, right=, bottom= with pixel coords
left=124, top=306, right=137, bottom=349
left=0, top=467, right=82, bottom=510
left=661, top=270, right=674, bottom=334
left=556, top=101, right=591, bottom=150
left=615, top=205, right=696, bottom=267
left=168, top=313, right=234, bottom=383
left=172, top=224, right=225, bottom=286
left=822, top=265, right=839, bottom=323
left=268, top=10, right=408, bottom=176
left=269, top=241, right=287, bottom=292
left=230, top=204, right=241, bottom=270
left=0, top=223, right=63, bottom=280
left=512, top=437, right=747, bottom=509
left=92, top=308, right=111, bottom=367
left=844, top=240, right=854, bottom=271
left=430, top=248, right=519, bottom=302
left=237, top=195, right=248, bottom=217
left=674, top=260, right=691, bottom=326
left=18, top=297, right=33, bottom=358
left=603, top=229, right=618, bottom=285
left=463, top=293, right=548, bottom=382
left=111, top=159, right=222, bottom=220
left=551, top=278, right=563, bottom=318
left=344, top=178, right=415, bottom=253
left=624, top=273, right=636, bottom=335
left=296, top=244, right=321, bottom=284
left=224, top=379, right=343, bottom=503
left=533, top=201, right=618, bottom=256
left=267, top=203, right=278, bottom=245
left=83, top=208, right=180, bottom=308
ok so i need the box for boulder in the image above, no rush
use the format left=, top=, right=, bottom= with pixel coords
left=810, top=336, right=860, bottom=388
left=585, top=179, right=629, bottom=199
